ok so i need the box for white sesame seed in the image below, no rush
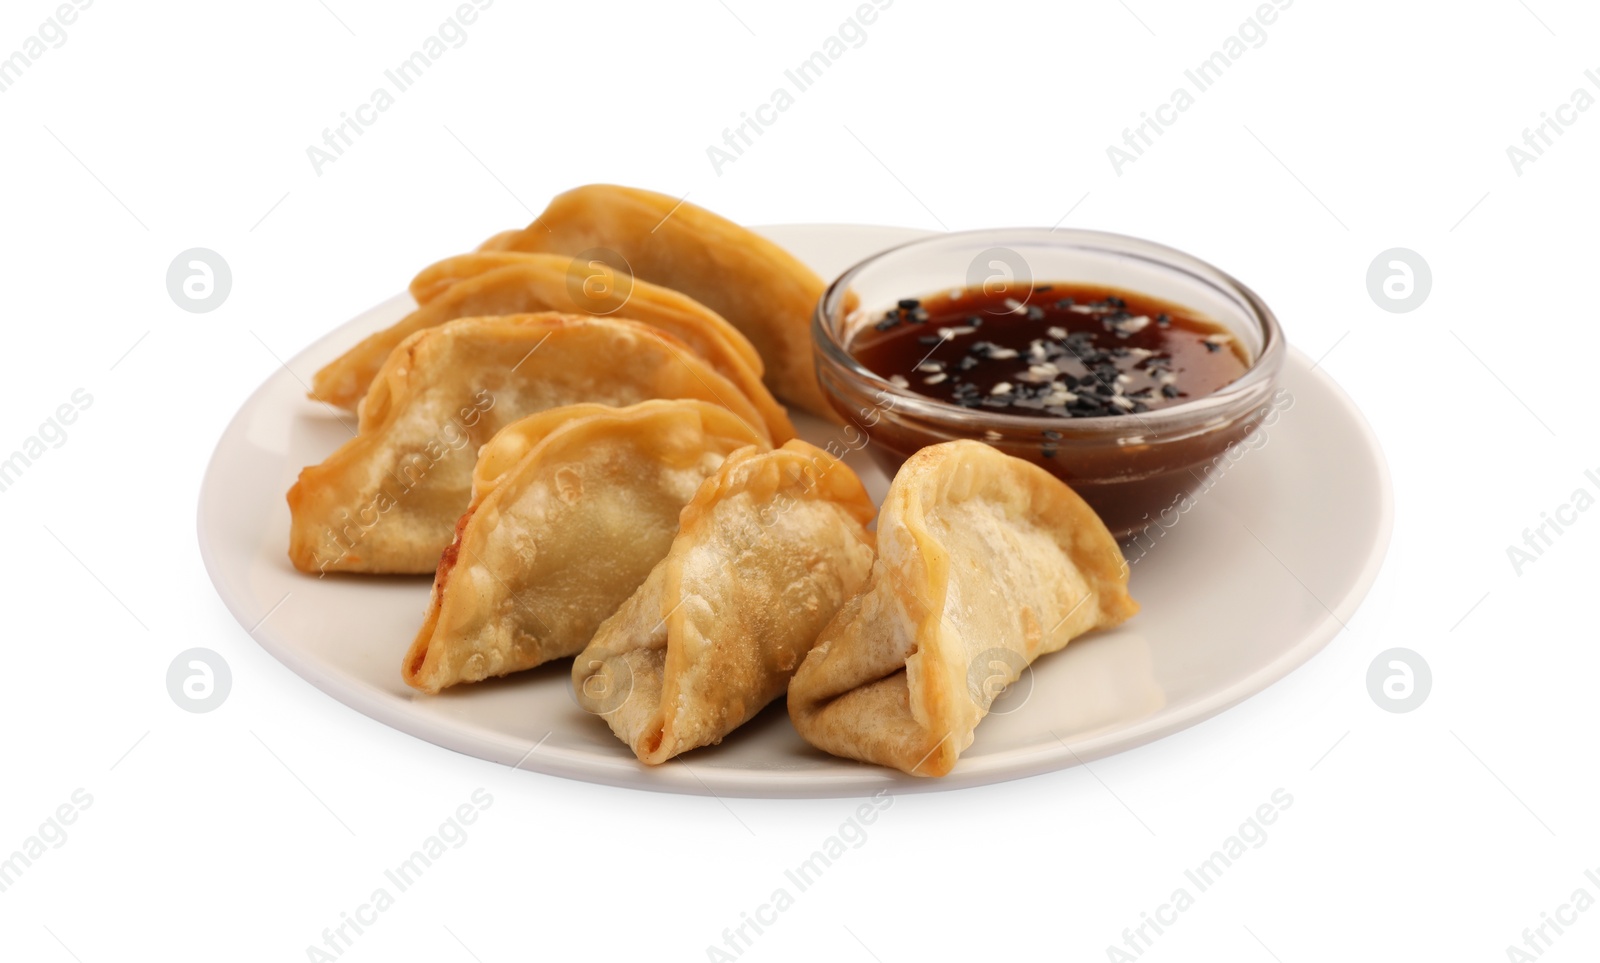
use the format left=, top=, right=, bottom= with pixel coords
left=923, top=373, right=948, bottom=385
left=1110, top=395, right=1135, bottom=410
left=1115, top=374, right=1132, bottom=386
left=937, top=325, right=976, bottom=339
left=990, top=382, right=1014, bottom=395
left=1047, top=326, right=1068, bottom=340
left=917, top=362, right=943, bottom=373
left=983, top=430, right=1002, bottom=442
left=1158, top=371, right=1178, bottom=386
left=1127, top=347, right=1154, bottom=360
left=1119, top=315, right=1151, bottom=333
left=988, top=348, right=1020, bottom=360
left=1029, top=363, right=1058, bottom=378
left=1205, top=333, right=1232, bottom=344
left=889, top=375, right=909, bottom=388
left=1003, top=298, right=1026, bottom=314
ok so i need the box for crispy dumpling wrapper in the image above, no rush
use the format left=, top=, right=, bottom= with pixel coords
left=406, top=252, right=759, bottom=371
left=439, top=184, right=836, bottom=418
left=313, top=252, right=790, bottom=442
left=402, top=401, right=767, bottom=694
left=787, top=440, right=1138, bottom=777
left=287, top=313, right=770, bottom=575
left=574, top=440, right=876, bottom=764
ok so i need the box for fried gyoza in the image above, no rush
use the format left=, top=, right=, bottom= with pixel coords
left=787, top=440, right=1138, bottom=776
left=403, top=401, right=767, bottom=693
left=427, top=184, right=835, bottom=418
left=573, top=441, right=876, bottom=764
left=287, top=313, right=769, bottom=575
left=312, top=252, right=791, bottom=442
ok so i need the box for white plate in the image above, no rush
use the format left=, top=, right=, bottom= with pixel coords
left=197, top=224, right=1392, bottom=798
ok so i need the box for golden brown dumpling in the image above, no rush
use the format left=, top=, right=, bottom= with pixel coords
left=312, top=252, right=791, bottom=442
left=573, top=441, right=876, bottom=764
left=287, top=313, right=770, bottom=575
left=450, top=184, right=835, bottom=418
left=787, top=440, right=1138, bottom=777
left=402, top=401, right=767, bottom=694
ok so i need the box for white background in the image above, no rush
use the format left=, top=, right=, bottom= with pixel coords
left=3, top=0, right=1597, bottom=960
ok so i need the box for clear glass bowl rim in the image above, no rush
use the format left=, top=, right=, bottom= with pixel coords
left=812, top=227, right=1286, bottom=439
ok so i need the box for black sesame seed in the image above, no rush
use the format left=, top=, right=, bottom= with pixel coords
left=897, top=298, right=920, bottom=310
left=1161, top=384, right=1181, bottom=399
left=917, top=335, right=942, bottom=345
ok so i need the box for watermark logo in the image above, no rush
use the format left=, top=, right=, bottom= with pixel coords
left=965, top=646, right=1033, bottom=715
left=0, top=388, right=93, bottom=495
left=1366, top=647, right=1430, bottom=713
left=0, top=788, right=93, bottom=895
left=705, top=0, right=896, bottom=175
left=564, top=248, right=634, bottom=316
left=304, top=788, right=493, bottom=961
left=573, top=656, right=634, bottom=715
left=1123, top=387, right=1295, bottom=567
left=1105, top=0, right=1295, bottom=175
left=1504, top=869, right=1600, bottom=961
left=167, top=648, right=232, bottom=713
left=313, top=390, right=495, bottom=575
left=1105, top=787, right=1294, bottom=960
left=706, top=789, right=893, bottom=960
left=1506, top=69, right=1600, bottom=176
left=0, top=1, right=93, bottom=96
left=167, top=248, right=232, bottom=313
left=1506, top=468, right=1599, bottom=576
left=305, top=0, right=496, bottom=176
left=1366, top=248, right=1431, bottom=313
left=965, top=246, right=1033, bottom=314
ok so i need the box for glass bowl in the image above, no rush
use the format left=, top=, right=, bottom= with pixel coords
left=813, top=228, right=1286, bottom=540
